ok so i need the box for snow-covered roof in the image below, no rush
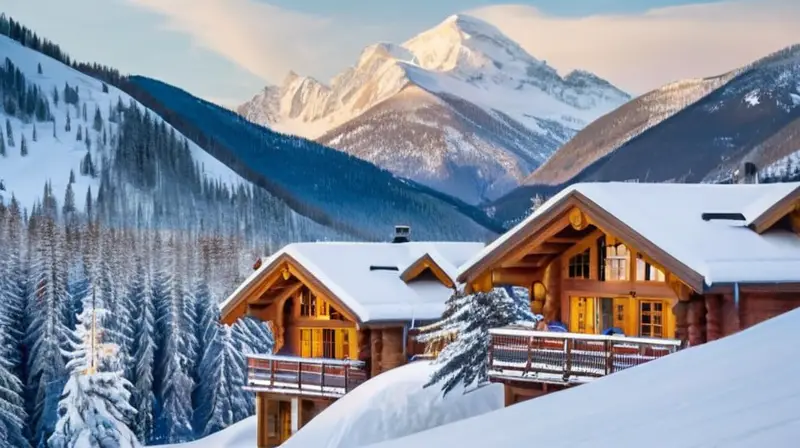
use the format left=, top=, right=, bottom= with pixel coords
left=458, top=182, right=800, bottom=288
left=368, top=306, right=800, bottom=448
left=222, top=242, right=485, bottom=324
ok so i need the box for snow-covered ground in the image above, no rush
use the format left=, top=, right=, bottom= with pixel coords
left=166, top=361, right=504, bottom=448
left=369, top=309, right=800, bottom=448
left=0, top=35, right=245, bottom=211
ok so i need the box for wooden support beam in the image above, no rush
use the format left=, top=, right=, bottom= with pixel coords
left=529, top=243, right=570, bottom=254
left=492, top=267, right=544, bottom=286
left=548, top=236, right=582, bottom=244
left=503, top=213, right=572, bottom=266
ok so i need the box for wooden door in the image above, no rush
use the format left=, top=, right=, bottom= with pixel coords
left=569, top=297, right=595, bottom=334
left=613, top=297, right=630, bottom=335
left=279, top=401, right=291, bottom=443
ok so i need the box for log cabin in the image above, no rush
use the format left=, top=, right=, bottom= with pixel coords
left=455, top=181, right=800, bottom=406
left=219, top=226, right=484, bottom=447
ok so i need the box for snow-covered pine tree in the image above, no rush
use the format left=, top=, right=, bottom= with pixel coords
left=0, top=201, right=28, bottom=448
left=129, top=235, right=156, bottom=444
left=230, top=317, right=275, bottom=418
left=20, top=134, right=27, bottom=156
left=153, top=235, right=196, bottom=444
left=423, top=287, right=535, bottom=396
left=0, top=128, right=5, bottom=156
left=25, top=193, right=72, bottom=445
left=193, top=290, right=249, bottom=436
left=5, top=119, right=12, bottom=147
left=48, top=282, right=141, bottom=448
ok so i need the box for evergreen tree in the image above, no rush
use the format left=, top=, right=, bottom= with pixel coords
left=52, top=119, right=56, bottom=139
left=0, top=197, right=28, bottom=447
left=51, top=86, right=59, bottom=107
left=32, top=123, right=36, bottom=142
left=93, top=106, right=103, bottom=132
left=76, top=125, right=82, bottom=141
left=6, top=119, right=13, bottom=147
left=65, top=110, right=71, bottom=132
left=102, top=83, right=109, bottom=94
left=130, top=244, right=156, bottom=444
left=0, top=129, right=5, bottom=157
left=20, top=134, right=27, bottom=157
left=47, top=280, right=141, bottom=448
left=68, top=170, right=75, bottom=184
left=423, top=287, right=535, bottom=396
left=36, top=62, right=41, bottom=74
left=153, top=238, right=196, bottom=444
left=82, top=103, right=87, bottom=122
left=25, top=206, right=72, bottom=444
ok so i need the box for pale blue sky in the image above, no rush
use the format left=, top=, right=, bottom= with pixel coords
left=1, top=0, right=798, bottom=106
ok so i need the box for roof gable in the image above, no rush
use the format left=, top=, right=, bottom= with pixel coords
left=458, top=182, right=800, bottom=289
left=222, top=241, right=484, bottom=324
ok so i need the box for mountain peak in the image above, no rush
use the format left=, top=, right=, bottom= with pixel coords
left=402, top=13, right=539, bottom=74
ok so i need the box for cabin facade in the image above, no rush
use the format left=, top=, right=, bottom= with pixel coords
left=220, top=231, right=483, bottom=447
left=456, top=182, right=800, bottom=405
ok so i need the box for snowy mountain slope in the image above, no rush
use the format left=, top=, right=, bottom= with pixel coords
left=0, top=34, right=344, bottom=248
left=0, top=35, right=242, bottom=210
left=238, top=14, right=630, bottom=203
left=369, top=308, right=800, bottom=448
left=487, top=44, right=800, bottom=224
left=524, top=73, right=738, bottom=186
left=127, top=76, right=503, bottom=242
left=526, top=44, right=800, bottom=187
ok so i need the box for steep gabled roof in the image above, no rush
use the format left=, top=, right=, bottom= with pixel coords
left=222, top=241, right=484, bottom=324
left=458, top=182, right=800, bottom=289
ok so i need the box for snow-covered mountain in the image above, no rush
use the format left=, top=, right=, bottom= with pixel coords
left=485, top=44, right=800, bottom=225
left=524, top=43, right=800, bottom=187
left=237, top=14, right=630, bottom=204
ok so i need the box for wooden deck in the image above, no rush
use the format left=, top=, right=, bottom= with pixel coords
left=488, top=327, right=682, bottom=385
left=245, top=354, right=368, bottom=398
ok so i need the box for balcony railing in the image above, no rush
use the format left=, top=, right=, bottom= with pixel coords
left=245, top=354, right=368, bottom=398
left=488, top=327, right=682, bottom=385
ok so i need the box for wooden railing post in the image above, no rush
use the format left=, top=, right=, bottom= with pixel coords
left=487, top=333, right=494, bottom=371
left=524, top=336, right=534, bottom=374
left=297, top=361, right=302, bottom=390
left=269, top=359, right=275, bottom=387
left=344, top=364, right=351, bottom=392
left=604, top=339, right=614, bottom=375
left=321, top=364, right=326, bottom=390
left=563, top=338, right=572, bottom=381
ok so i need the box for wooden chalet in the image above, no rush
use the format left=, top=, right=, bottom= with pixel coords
left=220, top=227, right=484, bottom=447
left=456, top=181, right=800, bottom=405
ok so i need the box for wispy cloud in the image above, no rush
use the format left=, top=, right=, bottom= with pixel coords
left=469, top=0, right=800, bottom=93
left=127, top=0, right=396, bottom=85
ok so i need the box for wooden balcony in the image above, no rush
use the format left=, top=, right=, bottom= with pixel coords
left=488, top=327, right=682, bottom=385
left=245, top=354, right=368, bottom=399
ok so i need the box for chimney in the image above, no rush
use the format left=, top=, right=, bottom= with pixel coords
left=392, top=225, right=411, bottom=243
left=253, top=257, right=263, bottom=270
left=736, top=161, right=759, bottom=184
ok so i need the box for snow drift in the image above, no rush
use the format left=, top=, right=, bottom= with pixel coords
left=369, top=308, right=800, bottom=447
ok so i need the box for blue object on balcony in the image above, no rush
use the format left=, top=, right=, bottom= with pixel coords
left=602, top=327, right=625, bottom=336
left=548, top=321, right=567, bottom=332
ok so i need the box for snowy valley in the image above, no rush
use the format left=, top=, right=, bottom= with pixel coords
left=238, top=14, right=630, bottom=204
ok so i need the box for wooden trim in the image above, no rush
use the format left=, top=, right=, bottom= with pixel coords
left=221, top=253, right=292, bottom=321
left=399, top=254, right=455, bottom=288
left=459, top=192, right=705, bottom=292
left=285, top=260, right=362, bottom=325
left=221, top=252, right=364, bottom=325
left=293, top=319, right=357, bottom=329
left=749, top=185, right=800, bottom=233
left=562, top=279, right=679, bottom=299
left=572, top=192, right=705, bottom=291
